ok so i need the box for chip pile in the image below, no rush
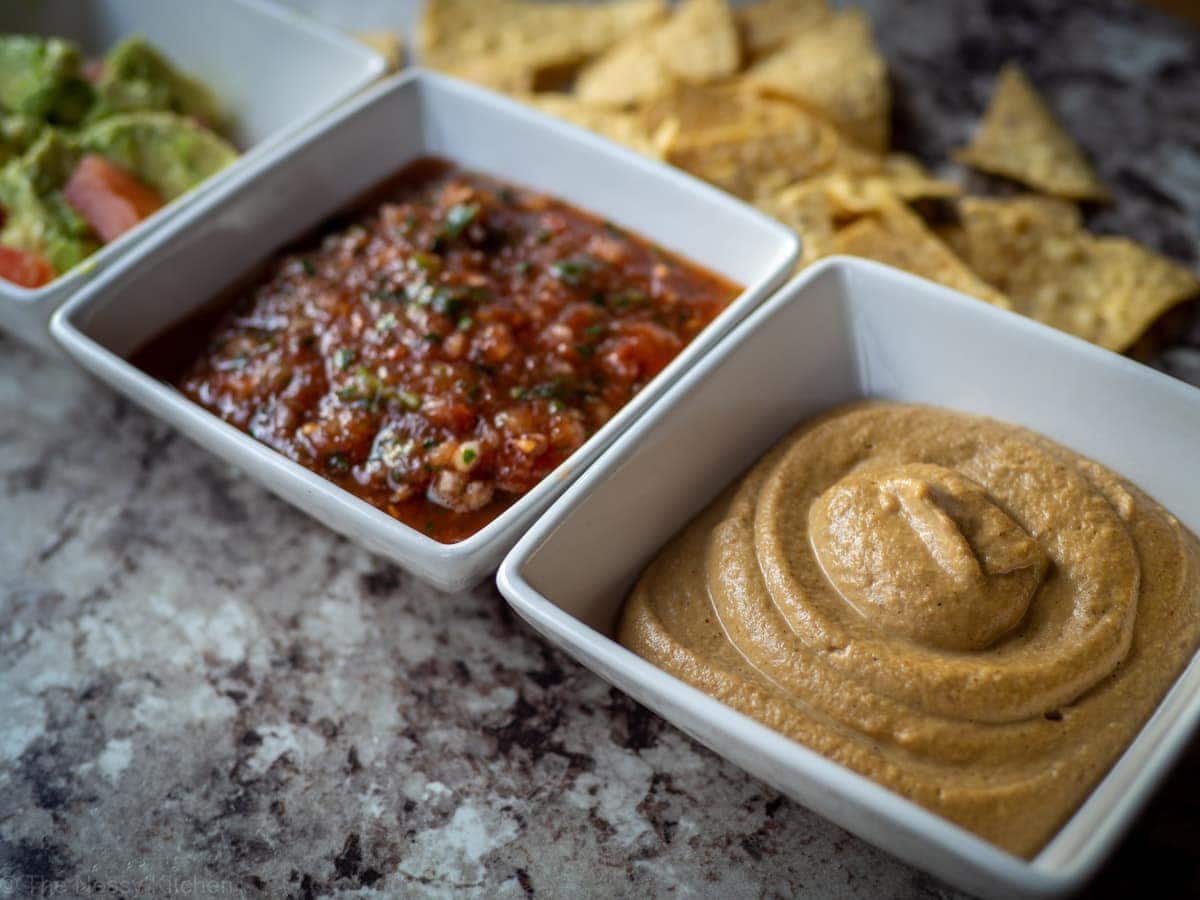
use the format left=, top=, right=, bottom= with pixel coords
left=418, top=0, right=1199, bottom=354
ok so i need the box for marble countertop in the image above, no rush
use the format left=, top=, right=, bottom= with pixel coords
left=2, top=1, right=1199, bottom=898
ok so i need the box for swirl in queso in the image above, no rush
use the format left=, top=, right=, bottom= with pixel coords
left=619, top=402, right=1200, bottom=856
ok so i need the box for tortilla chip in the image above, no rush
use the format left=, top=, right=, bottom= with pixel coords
left=822, top=156, right=959, bottom=216
left=637, top=82, right=754, bottom=134
left=746, top=11, right=890, bottom=153
left=881, top=154, right=962, bottom=197
left=419, top=0, right=666, bottom=89
left=437, top=56, right=537, bottom=94
left=955, top=63, right=1108, bottom=201
left=652, top=0, right=740, bottom=84
left=354, top=31, right=405, bottom=72
left=933, top=222, right=970, bottom=261
left=662, top=96, right=845, bottom=199
left=737, top=0, right=832, bottom=59
left=954, top=195, right=1081, bottom=287
left=956, top=196, right=1197, bottom=350
left=669, top=124, right=835, bottom=200
left=756, top=180, right=835, bottom=266
left=831, top=201, right=1011, bottom=309
left=641, top=84, right=884, bottom=200
left=523, top=93, right=667, bottom=158
left=576, top=29, right=676, bottom=107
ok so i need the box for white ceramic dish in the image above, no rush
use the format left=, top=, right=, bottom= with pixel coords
left=497, top=257, right=1200, bottom=900
left=51, top=69, right=799, bottom=592
left=0, top=0, right=385, bottom=351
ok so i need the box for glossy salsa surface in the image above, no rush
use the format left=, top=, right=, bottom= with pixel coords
left=136, top=158, right=741, bottom=542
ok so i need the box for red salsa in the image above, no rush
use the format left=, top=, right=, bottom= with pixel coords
left=136, top=158, right=740, bottom=542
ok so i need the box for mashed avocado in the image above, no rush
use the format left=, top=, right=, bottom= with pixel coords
left=80, top=112, right=236, bottom=201
left=0, top=36, right=93, bottom=125
left=0, top=114, right=46, bottom=166
left=87, top=36, right=225, bottom=127
left=0, top=130, right=98, bottom=272
left=0, top=32, right=236, bottom=278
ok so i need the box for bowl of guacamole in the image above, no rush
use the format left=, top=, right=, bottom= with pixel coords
left=0, top=33, right=238, bottom=288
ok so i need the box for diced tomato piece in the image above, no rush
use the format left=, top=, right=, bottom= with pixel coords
left=0, top=245, right=54, bottom=288
left=83, top=59, right=107, bottom=83
left=601, top=320, right=683, bottom=383
left=64, top=154, right=164, bottom=244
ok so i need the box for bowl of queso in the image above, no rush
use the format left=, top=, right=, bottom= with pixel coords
left=498, top=257, right=1200, bottom=899
left=51, top=70, right=799, bottom=590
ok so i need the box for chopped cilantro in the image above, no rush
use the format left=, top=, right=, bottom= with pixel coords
left=457, top=316, right=474, bottom=331
left=533, top=380, right=564, bottom=399
left=609, top=289, right=647, bottom=309
left=423, top=437, right=437, bottom=449
left=431, top=286, right=467, bottom=317
left=575, top=343, right=595, bottom=358
left=414, top=252, right=442, bottom=273
left=373, top=286, right=404, bottom=303
left=326, top=452, right=349, bottom=472
left=585, top=324, right=605, bottom=337
left=423, top=332, right=443, bottom=344
left=398, top=390, right=422, bottom=411
left=301, top=258, right=316, bottom=276
left=550, top=256, right=597, bottom=287
left=442, top=203, right=480, bottom=240
left=517, top=260, right=533, bottom=275
left=509, top=386, right=528, bottom=400
left=462, top=447, right=478, bottom=465
left=376, top=313, right=398, bottom=331
left=334, top=348, right=355, bottom=371
left=498, top=187, right=517, bottom=205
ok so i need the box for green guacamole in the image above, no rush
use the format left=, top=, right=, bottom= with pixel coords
left=0, top=33, right=237, bottom=279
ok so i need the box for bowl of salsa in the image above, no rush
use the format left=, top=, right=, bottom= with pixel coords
left=52, top=70, right=798, bottom=590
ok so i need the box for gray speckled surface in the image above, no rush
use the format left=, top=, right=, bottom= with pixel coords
left=2, top=1, right=1200, bottom=899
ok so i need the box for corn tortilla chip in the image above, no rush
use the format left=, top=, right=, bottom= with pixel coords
left=419, top=0, right=666, bottom=89
left=662, top=99, right=846, bottom=199
left=576, top=29, right=676, bottom=107
left=955, top=63, right=1108, bottom=201
left=642, top=85, right=884, bottom=200
left=954, top=195, right=1081, bottom=287
left=354, top=31, right=405, bottom=72
left=522, top=93, right=667, bottom=158
left=956, top=196, right=1197, bottom=350
left=637, top=83, right=756, bottom=134
left=652, top=0, right=740, bottom=84
left=737, top=0, right=832, bottom=59
left=821, top=157, right=960, bottom=216
left=746, top=11, right=890, bottom=153
left=831, top=201, right=1011, bottom=309
left=756, top=180, right=835, bottom=266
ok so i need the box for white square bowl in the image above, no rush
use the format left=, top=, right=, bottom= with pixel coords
left=50, top=69, right=800, bottom=592
left=496, top=257, right=1200, bottom=899
left=0, top=0, right=386, bottom=351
